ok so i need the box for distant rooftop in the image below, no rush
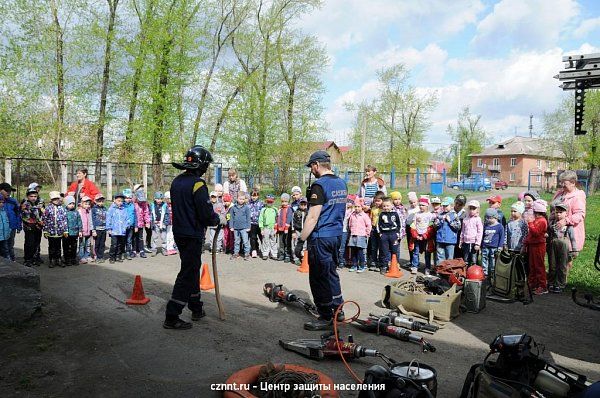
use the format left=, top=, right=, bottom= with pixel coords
left=470, top=136, right=563, bottom=158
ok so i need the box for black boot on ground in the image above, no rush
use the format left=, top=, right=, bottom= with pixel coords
left=304, top=317, right=333, bottom=331
left=163, top=317, right=192, bottom=330
left=191, top=309, right=206, bottom=321
left=58, top=259, right=65, bottom=268
left=48, top=259, right=55, bottom=268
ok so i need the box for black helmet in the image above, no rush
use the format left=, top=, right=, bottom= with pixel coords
left=173, top=145, right=213, bottom=170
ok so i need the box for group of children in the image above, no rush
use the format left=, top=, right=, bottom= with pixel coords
left=207, top=184, right=309, bottom=263
left=335, top=188, right=577, bottom=295
left=0, top=182, right=176, bottom=267
left=0, top=180, right=580, bottom=295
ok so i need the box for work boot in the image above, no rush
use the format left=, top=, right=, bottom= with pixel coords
left=125, top=253, right=131, bottom=261
left=163, top=317, right=193, bottom=330
left=304, top=317, right=333, bottom=331
left=117, top=254, right=124, bottom=262
left=140, top=251, right=147, bottom=258
left=72, top=258, right=79, bottom=266
left=191, top=309, right=206, bottom=321
left=65, top=258, right=72, bottom=266
left=58, top=259, right=66, bottom=268
left=35, top=256, right=44, bottom=264
left=48, top=259, right=55, bottom=269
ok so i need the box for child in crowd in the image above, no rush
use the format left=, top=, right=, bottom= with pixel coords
left=378, top=197, right=402, bottom=274
left=229, top=191, right=251, bottom=260
left=522, top=190, right=540, bottom=221
left=460, top=200, right=483, bottom=267
left=133, top=186, right=151, bottom=254
left=0, top=184, right=21, bottom=262
left=0, top=196, right=10, bottom=259
left=91, top=193, right=108, bottom=263
left=123, top=189, right=137, bottom=260
left=367, top=191, right=385, bottom=270
left=64, top=196, right=82, bottom=266
left=523, top=199, right=548, bottom=295
left=43, top=191, right=68, bottom=268
left=276, top=193, right=294, bottom=262
left=222, top=193, right=234, bottom=254
left=434, top=197, right=461, bottom=263
left=452, top=194, right=467, bottom=259
left=214, top=183, right=224, bottom=200
left=106, top=193, right=128, bottom=263
left=208, top=191, right=226, bottom=253
left=292, top=197, right=309, bottom=264
left=78, top=196, right=93, bottom=264
left=338, top=194, right=356, bottom=269
left=348, top=198, right=371, bottom=272
left=259, top=194, right=278, bottom=260
left=248, top=188, right=264, bottom=258
left=150, top=192, right=168, bottom=256
left=547, top=202, right=578, bottom=293
left=481, top=208, right=505, bottom=277
left=21, top=188, right=44, bottom=266
left=405, top=191, right=419, bottom=263
left=390, top=191, right=406, bottom=261
left=431, top=197, right=442, bottom=214
left=409, top=197, right=435, bottom=275
left=290, top=186, right=302, bottom=212
left=164, top=191, right=177, bottom=255
left=486, top=195, right=506, bottom=227
left=505, top=201, right=528, bottom=252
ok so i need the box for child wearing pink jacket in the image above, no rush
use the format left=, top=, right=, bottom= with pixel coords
left=459, top=200, right=484, bottom=266
left=347, top=198, right=372, bottom=272
left=77, top=196, right=93, bottom=263
left=133, top=190, right=151, bottom=257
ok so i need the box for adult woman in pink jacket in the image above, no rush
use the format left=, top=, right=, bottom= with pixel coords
left=552, top=171, right=586, bottom=252
left=347, top=198, right=372, bottom=272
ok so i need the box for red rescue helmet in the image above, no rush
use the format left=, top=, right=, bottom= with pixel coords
left=466, top=265, right=485, bottom=281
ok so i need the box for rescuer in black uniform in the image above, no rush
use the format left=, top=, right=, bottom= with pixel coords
left=163, top=146, right=219, bottom=330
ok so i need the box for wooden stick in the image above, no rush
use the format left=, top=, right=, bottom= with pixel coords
left=212, top=224, right=225, bottom=320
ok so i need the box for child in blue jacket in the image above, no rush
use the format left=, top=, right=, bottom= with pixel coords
left=106, top=193, right=128, bottom=263
left=0, top=184, right=21, bottom=261
left=433, top=197, right=461, bottom=263
left=228, top=191, right=251, bottom=260
left=0, top=196, right=11, bottom=259
left=123, top=189, right=137, bottom=260
left=64, top=196, right=82, bottom=266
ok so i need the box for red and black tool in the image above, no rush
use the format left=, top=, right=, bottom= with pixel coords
left=263, top=282, right=319, bottom=317
left=353, top=317, right=436, bottom=353
left=279, top=332, right=386, bottom=361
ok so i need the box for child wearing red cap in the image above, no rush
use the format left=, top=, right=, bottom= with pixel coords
left=486, top=195, right=506, bottom=227
left=523, top=199, right=549, bottom=295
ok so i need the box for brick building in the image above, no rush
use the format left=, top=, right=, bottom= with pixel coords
left=470, top=136, right=567, bottom=188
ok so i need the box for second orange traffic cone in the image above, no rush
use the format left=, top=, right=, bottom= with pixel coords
left=384, top=254, right=403, bottom=278
left=200, top=263, right=215, bottom=291
left=126, top=275, right=151, bottom=305
left=297, top=251, right=309, bottom=273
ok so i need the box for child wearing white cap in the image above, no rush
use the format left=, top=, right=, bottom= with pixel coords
left=505, top=201, right=528, bottom=253
left=459, top=200, right=483, bottom=266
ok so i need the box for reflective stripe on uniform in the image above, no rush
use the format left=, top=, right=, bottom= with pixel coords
left=169, top=298, right=187, bottom=306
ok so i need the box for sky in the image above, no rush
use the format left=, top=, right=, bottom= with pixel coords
left=296, top=0, right=600, bottom=154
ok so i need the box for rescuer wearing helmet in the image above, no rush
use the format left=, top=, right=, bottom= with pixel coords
left=163, top=145, right=219, bottom=330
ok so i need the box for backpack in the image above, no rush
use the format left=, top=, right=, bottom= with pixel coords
left=488, top=250, right=532, bottom=304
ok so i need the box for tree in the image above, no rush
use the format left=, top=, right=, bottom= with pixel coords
left=542, top=96, right=582, bottom=168
left=449, top=107, right=487, bottom=176
left=95, top=0, right=119, bottom=164
left=581, top=89, right=600, bottom=192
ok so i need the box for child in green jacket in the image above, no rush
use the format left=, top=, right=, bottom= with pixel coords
left=259, top=194, right=278, bottom=260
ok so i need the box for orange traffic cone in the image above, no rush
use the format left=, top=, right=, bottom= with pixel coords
left=297, top=251, right=309, bottom=273
left=200, top=263, right=215, bottom=291
left=126, top=275, right=151, bottom=305
left=384, top=254, right=403, bottom=278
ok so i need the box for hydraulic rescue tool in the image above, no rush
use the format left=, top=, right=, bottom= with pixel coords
left=353, top=316, right=436, bottom=353
left=369, top=311, right=439, bottom=333
left=571, top=288, right=600, bottom=311
left=263, top=282, right=319, bottom=317
left=279, top=332, right=395, bottom=362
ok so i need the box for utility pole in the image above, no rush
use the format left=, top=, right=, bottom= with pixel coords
left=360, top=109, right=367, bottom=172
left=529, top=114, right=533, bottom=137
left=457, top=139, right=461, bottom=181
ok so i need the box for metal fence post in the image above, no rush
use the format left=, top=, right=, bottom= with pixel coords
left=107, top=162, right=113, bottom=200
left=527, top=171, right=531, bottom=191
left=424, top=171, right=428, bottom=184
left=406, top=174, right=409, bottom=189
left=274, top=166, right=279, bottom=191
left=416, top=168, right=420, bottom=188
left=4, top=159, right=12, bottom=185
left=442, top=168, right=447, bottom=188
left=142, top=164, right=148, bottom=191
left=61, top=162, right=68, bottom=193
left=390, top=166, right=395, bottom=189
left=215, top=166, right=222, bottom=185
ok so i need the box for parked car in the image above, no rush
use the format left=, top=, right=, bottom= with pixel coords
left=490, top=177, right=509, bottom=190
left=449, top=177, right=492, bottom=191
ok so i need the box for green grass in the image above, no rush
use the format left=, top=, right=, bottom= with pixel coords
left=496, top=192, right=600, bottom=294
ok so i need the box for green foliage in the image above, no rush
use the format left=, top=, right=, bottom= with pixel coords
left=448, top=107, right=487, bottom=175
